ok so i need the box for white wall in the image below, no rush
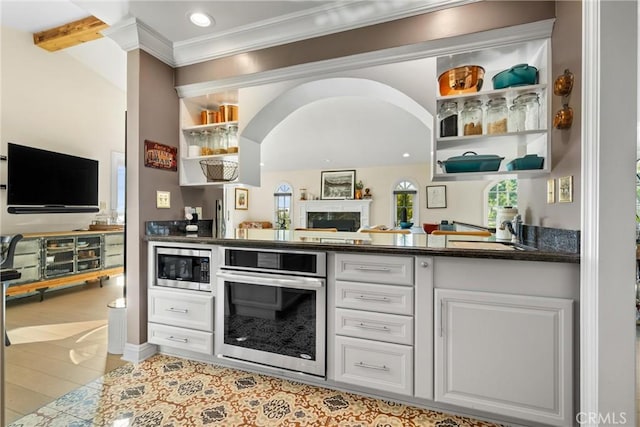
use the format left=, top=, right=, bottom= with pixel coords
left=242, top=163, right=487, bottom=229
left=0, top=26, right=126, bottom=233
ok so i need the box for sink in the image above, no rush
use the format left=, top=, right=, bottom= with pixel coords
left=446, top=241, right=536, bottom=251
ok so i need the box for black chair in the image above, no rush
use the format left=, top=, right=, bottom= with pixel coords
left=1, top=234, right=23, bottom=346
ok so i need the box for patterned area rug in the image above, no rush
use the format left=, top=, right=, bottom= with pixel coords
left=10, top=354, right=504, bottom=427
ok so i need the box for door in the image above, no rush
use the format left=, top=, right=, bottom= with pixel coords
left=434, top=289, right=573, bottom=426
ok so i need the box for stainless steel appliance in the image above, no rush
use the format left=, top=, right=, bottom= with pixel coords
left=154, top=246, right=212, bottom=291
left=216, top=247, right=326, bottom=377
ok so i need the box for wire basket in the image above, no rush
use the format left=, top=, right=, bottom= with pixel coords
left=199, top=159, right=238, bottom=182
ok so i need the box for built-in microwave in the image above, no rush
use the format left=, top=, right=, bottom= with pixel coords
left=154, top=246, right=212, bottom=291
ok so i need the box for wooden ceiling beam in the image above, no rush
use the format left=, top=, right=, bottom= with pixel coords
left=33, top=15, right=108, bottom=52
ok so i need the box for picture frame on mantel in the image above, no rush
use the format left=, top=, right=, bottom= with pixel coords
left=321, top=170, right=355, bottom=200
left=235, top=187, right=248, bottom=210
left=426, top=185, right=447, bottom=209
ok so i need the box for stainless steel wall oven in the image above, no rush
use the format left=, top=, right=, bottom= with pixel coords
left=216, top=247, right=326, bottom=377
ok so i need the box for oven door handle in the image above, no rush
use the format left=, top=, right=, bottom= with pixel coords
left=216, top=271, right=324, bottom=289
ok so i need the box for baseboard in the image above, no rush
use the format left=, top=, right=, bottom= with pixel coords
left=122, top=342, right=157, bottom=363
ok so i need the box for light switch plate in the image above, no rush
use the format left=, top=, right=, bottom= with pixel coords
left=156, top=191, right=170, bottom=208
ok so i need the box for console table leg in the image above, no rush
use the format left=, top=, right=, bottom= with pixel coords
left=37, top=287, right=48, bottom=302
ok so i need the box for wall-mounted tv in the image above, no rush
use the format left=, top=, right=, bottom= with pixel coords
left=7, top=142, right=99, bottom=214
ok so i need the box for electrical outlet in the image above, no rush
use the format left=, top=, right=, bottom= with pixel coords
left=195, top=207, right=202, bottom=217
left=99, top=201, right=107, bottom=210
left=156, top=191, right=170, bottom=208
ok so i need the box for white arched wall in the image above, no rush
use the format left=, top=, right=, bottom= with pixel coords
left=241, top=77, right=433, bottom=148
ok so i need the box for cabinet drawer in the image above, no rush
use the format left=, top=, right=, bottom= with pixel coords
left=336, top=308, right=413, bottom=345
left=335, top=253, right=413, bottom=286
left=334, top=336, right=413, bottom=396
left=149, top=288, right=214, bottom=332
left=105, top=233, right=124, bottom=245
left=148, top=323, right=213, bottom=355
left=105, top=254, right=124, bottom=268
left=336, top=281, right=413, bottom=315
left=10, top=266, right=40, bottom=284
left=15, top=239, right=41, bottom=255
left=13, top=252, right=40, bottom=269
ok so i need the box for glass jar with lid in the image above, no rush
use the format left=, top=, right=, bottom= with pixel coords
left=513, top=92, right=540, bottom=130
left=461, top=99, right=483, bottom=136
left=438, top=101, right=458, bottom=137
left=187, top=131, right=201, bottom=157
left=199, top=130, right=212, bottom=155
left=226, top=125, right=239, bottom=153
left=486, top=97, right=508, bottom=134
left=211, top=127, right=227, bottom=154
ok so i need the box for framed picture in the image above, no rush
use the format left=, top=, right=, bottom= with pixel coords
left=321, top=170, right=355, bottom=200
left=547, top=179, right=555, bottom=204
left=426, top=185, right=447, bottom=209
left=235, top=187, right=249, bottom=210
left=558, top=176, right=573, bottom=203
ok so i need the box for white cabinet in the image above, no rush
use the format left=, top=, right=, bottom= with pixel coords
left=148, top=287, right=214, bottom=355
left=178, top=93, right=260, bottom=187
left=434, top=288, right=573, bottom=426
left=333, top=253, right=416, bottom=397
left=432, top=38, right=551, bottom=181
left=104, top=233, right=124, bottom=268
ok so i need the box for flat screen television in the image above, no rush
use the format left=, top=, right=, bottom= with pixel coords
left=7, top=142, right=99, bottom=213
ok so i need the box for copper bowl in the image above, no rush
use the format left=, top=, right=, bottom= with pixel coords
left=438, top=65, right=485, bottom=96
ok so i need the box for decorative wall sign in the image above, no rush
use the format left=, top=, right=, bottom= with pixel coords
left=426, top=185, right=447, bottom=209
left=144, top=140, right=177, bottom=171
left=558, top=176, right=573, bottom=203
left=235, top=187, right=249, bottom=210
left=321, top=170, right=355, bottom=200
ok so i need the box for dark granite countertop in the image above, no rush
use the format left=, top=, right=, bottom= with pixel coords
left=145, top=222, right=580, bottom=264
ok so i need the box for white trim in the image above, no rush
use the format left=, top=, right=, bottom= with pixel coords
left=175, top=19, right=555, bottom=99
left=298, top=199, right=372, bottom=229
left=122, top=342, right=158, bottom=364
left=580, top=0, right=599, bottom=420
left=103, top=0, right=477, bottom=68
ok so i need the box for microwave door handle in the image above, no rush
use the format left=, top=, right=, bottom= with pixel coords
left=216, top=271, right=324, bottom=289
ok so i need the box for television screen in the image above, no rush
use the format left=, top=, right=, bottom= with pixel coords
left=7, top=143, right=99, bottom=212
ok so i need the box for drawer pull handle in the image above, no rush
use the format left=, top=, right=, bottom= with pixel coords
left=166, top=307, right=189, bottom=313
left=354, top=361, right=389, bottom=371
left=166, top=336, right=188, bottom=343
left=355, top=266, right=391, bottom=272
left=357, top=322, right=390, bottom=332
left=355, top=295, right=391, bottom=302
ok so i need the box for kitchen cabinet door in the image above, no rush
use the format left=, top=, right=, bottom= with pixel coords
left=434, top=288, right=573, bottom=426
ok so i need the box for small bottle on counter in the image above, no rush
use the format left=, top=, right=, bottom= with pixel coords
left=486, top=97, right=508, bottom=134
left=461, top=99, right=483, bottom=136
left=438, top=101, right=458, bottom=137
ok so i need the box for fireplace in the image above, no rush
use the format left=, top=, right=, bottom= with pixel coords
left=297, top=200, right=371, bottom=231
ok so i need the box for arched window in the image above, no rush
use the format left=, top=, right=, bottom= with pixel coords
left=393, top=180, right=418, bottom=226
left=485, top=179, right=518, bottom=227
left=274, top=182, right=292, bottom=230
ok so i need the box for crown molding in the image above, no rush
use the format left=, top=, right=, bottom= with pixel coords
left=175, top=19, right=555, bottom=99
left=104, top=0, right=476, bottom=68
left=102, top=16, right=173, bottom=65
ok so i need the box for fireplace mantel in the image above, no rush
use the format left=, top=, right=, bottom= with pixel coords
left=297, top=199, right=372, bottom=229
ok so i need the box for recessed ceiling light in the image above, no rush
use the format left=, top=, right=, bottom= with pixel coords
left=402, top=152, right=410, bottom=158
left=189, top=12, right=213, bottom=28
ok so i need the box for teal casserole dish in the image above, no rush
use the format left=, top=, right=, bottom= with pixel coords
left=438, top=151, right=504, bottom=173
left=492, top=64, right=538, bottom=89
left=506, top=154, right=544, bottom=171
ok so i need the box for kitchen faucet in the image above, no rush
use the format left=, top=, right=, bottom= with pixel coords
left=499, top=214, right=523, bottom=243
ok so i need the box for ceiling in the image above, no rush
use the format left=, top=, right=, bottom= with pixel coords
left=1, top=0, right=450, bottom=171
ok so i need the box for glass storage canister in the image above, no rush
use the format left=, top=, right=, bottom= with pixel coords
left=513, top=92, right=540, bottom=131
left=461, top=99, right=483, bottom=136
left=199, top=130, right=213, bottom=155
left=438, top=101, right=458, bottom=137
left=187, top=131, right=201, bottom=157
left=211, top=127, right=228, bottom=154
left=486, top=97, right=508, bottom=134
left=226, top=124, right=239, bottom=153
